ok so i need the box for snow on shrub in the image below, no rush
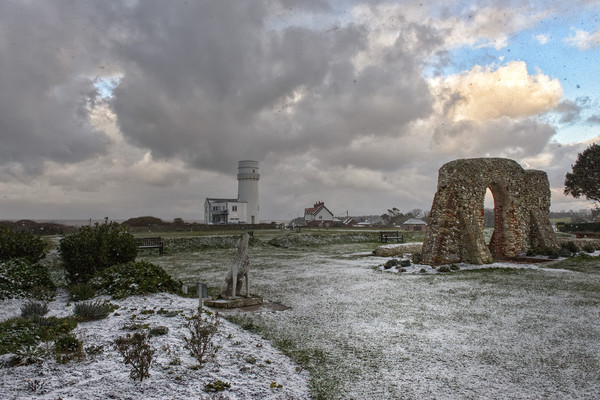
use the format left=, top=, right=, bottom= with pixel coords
left=59, top=219, right=138, bottom=284
left=0, top=258, right=56, bottom=300
left=91, top=260, right=180, bottom=299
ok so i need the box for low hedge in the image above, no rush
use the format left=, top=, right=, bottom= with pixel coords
left=91, top=260, right=180, bottom=299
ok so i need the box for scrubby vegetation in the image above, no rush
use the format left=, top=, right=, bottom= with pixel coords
left=91, top=260, right=180, bottom=299
left=0, top=315, right=78, bottom=356
left=59, top=219, right=138, bottom=284
left=114, top=332, right=155, bottom=382
left=184, top=309, right=220, bottom=365
left=0, top=258, right=56, bottom=300
left=0, top=226, right=46, bottom=263
left=74, top=301, right=111, bottom=321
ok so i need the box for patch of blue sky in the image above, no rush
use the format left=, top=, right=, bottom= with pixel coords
left=93, top=75, right=122, bottom=99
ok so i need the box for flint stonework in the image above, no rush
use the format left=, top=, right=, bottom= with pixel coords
left=422, top=158, right=558, bottom=266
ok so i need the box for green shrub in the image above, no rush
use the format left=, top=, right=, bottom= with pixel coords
left=400, top=259, right=411, bottom=267
left=582, top=243, right=596, bottom=253
left=205, top=380, right=231, bottom=392
left=92, top=260, right=180, bottom=299
left=20, top=301, right=49, bottom=319
left=68, top=282, right=96, bottom=301
left=0, top=315, right=78, bottom=355
left=562, top=241, right=579, bottom=255
left=74, top=301, right=111, bottom=321
left=59, top=219, right=138, bottom=284
left=54, top=334, right=84, bottom=363
left=0, top=318, right=39, bottom=354
left=0, top=258, right=56, bottom=300
left=437, top=266, right=451, bottom=273
left=0, top=226, right=46, bottom=263
left=37, top=316, right=78, bottom=343
left=450, top=264, right=460, bottom=271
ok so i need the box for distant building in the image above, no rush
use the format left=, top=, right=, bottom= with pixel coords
left=204, top=160, right=260, bottom=224
left=342, top=217, right=357, bottom=227
left=304, top=201, right=334, bottom=227
left=403, top=218, right=427, bottom=231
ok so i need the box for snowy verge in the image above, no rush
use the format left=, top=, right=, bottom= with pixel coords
left=0, top=291, right=310, bottom=400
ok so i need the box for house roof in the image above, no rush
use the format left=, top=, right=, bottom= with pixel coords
left=206, top=198, right=242, bottom=204
left=403, top=218, right=427, bottom=225
left=304, top=201, right=334, bottom=218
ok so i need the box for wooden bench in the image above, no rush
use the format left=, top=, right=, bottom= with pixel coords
left=135, top=236, right=164, bottom=255
left=380, top=231, right=404, bottom=243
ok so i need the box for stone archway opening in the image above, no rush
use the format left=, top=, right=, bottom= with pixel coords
left=485, top=183, right=507, bottom=259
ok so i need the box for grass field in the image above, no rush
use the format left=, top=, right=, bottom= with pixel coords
left=140, top=230, right=600, bottom=399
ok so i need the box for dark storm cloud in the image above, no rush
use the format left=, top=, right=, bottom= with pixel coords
left=0, top=2, right=113, bottom=174
left=110, top=1, right=436, bottom=173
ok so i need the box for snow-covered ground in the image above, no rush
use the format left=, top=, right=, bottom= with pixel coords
left=150, top=242, right=600, bottom=399
left=0, top=291, right=310, bottom=399
left=3, top=241, right=600, bottom=399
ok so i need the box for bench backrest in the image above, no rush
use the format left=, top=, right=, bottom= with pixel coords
left=136, top=237, right=162, bottom=246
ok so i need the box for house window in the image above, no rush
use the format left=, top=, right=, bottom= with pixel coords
left=232, top=206, right=237, bottom=211
left=319, top=215, right=322, bottom=219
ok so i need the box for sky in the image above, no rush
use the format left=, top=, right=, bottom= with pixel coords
left=1, top=0, right=599, bottom=222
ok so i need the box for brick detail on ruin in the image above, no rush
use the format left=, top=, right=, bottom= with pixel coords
left=422, top=158, right=558, bottom=266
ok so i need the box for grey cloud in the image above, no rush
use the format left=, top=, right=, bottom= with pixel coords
left=587, top=115, right=600, bottom=125
left=554, top=97, right=591, bottom=124
left=109, top=1, right=436, bottom=175
left=0, top=2, right=112, bottom=173
left=431, top=117, right=556, bottom=158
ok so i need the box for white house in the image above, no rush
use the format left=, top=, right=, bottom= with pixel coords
left=204, top=161, right=260, bottom=224
left=304, top=201, right=334, bottom=227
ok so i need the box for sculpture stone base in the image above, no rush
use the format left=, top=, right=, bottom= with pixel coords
left=204, top=296, right=263, bottom=309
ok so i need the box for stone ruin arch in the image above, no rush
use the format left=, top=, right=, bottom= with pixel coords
left=422, top=158, right=558, bottom=266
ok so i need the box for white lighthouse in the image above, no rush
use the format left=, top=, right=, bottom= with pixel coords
left=204, top=160, right=260, bottom=225
left=237, top=160, right=260, bottom=224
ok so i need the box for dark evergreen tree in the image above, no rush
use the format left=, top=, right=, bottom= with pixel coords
left=564, top=143, right=600, bottom=206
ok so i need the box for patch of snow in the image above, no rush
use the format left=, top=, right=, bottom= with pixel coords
left=0, top=292, right=309, bottom=399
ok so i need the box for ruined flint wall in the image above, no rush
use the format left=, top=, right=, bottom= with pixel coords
left=422, top=158, right=558, bottom=266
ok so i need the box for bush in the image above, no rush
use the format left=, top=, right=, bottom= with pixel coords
left=0, top=315, right=78, bottom=355
left=74, top=301, right=110, bottom=321
left=20, top=301, right=49, bottom=319
left=0, top=258, right=56, bottom=300
left=0, top=226, right=46, bottom=263
left=582, top=243, right=596, bottom=253
left=400, top=259, right=411, bottom=267
left=68, top=282, right=96, bottom=301
left=437, top=266, right=451, bottom=273
left=92, top=260, right=180, bottom=299
left=205, top=380, right=231, bottom=393
left=37, top=316, right=78, bottom=343
left=0, top=318, right=39, bottom=354
left=59, top=219, right=138, bottom=284
left=54, top=334, right=84, bottom=363
left=114, top=332, right=155, bottom=382
left=184, top=309, right=220, bottom=365
left=562, top=241, right=579, bottom=255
